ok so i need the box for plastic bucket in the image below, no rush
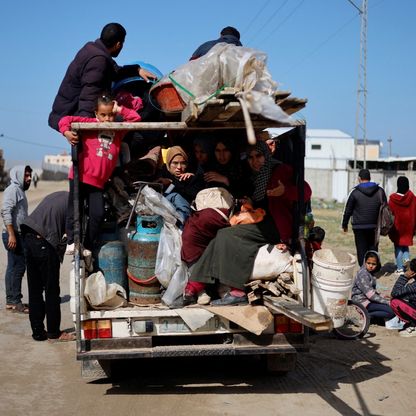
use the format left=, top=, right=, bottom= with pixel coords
left=311, top=248, right=357, bottom=328
left=152, top=84, right=185, bottom=112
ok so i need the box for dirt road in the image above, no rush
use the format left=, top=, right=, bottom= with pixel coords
left=0, top=181, right=415, bottom=416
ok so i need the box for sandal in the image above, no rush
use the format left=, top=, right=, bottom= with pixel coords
left=48, top=331, right=76, bottom=343
left=8, top=303, right=29, bottom=314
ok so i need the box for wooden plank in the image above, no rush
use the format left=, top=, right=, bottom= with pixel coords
left=263, top=295, right=333, bottom=332
left=214, top=102, right=242, bottom=121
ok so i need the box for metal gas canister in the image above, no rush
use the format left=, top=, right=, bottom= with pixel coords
left=127, top=215, right=163, bottom=304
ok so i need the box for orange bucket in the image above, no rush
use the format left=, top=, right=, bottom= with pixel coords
left=152, top=83, right=186, bottom=112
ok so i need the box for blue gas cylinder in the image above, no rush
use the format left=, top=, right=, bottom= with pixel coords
left=127, top=215, right=163, bottom=304
left=96, top=241, right=128, bottom=292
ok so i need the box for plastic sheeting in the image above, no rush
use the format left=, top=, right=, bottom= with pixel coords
left=151, top=43, right=292, bottom=123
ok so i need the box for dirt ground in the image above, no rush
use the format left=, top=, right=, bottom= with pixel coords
left=0, top=181, right=415, bottom=416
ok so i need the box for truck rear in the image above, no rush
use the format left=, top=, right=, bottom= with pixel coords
left=69, top=93, right=331, bottom=379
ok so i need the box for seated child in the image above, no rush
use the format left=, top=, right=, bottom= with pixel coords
left=351, top=250, right=400, bottom=329
left=391, top=258, right=416, bottom=337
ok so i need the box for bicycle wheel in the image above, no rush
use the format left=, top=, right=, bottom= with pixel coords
left=333, top=300, right=370, bottom=340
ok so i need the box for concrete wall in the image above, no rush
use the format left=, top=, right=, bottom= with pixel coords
left=307, top=168, right=416, bottom=203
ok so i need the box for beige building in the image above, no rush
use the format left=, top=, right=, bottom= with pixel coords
left=355, top=139, right=382, bottom=160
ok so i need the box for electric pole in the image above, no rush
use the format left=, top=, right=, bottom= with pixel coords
left=387, top=135, right=392, bottom=157
left=351, top=0, right=368, bottom=170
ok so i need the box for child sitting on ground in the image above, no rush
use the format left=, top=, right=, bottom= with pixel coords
left=58, top=93, right=141, bottom=253
left=391, top=258, right=416, bottom=337
left=351, top=250, right=403, bottom=329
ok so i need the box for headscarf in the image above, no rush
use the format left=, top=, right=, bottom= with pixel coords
left=397, top=176, right=409, bottom=194
left=247, top=141, right=279, bottom=201
left=166, top=146, right=188, bottom=174
left=193, top=135, right=215, bottom=169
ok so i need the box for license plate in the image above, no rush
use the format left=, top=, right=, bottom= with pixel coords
left=158, top=316, right=227, bottom=334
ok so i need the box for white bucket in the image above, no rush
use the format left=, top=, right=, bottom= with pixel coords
left=311, top=248, right=357, bottom=328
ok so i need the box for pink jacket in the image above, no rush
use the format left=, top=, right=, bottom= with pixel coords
left=58, top=107, right=140, bottom=189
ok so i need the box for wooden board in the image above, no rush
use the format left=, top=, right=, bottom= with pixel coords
left=263, top=295, right=333, bottom=332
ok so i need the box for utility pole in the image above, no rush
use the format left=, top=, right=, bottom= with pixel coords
left=387, top=135, right=392, bottom=157
left=350, top=0, right=368, bottom=170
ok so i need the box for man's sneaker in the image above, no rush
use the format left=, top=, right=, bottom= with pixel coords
left=385, top=316, right=405, bottom=330
left=399, top=326, right=416, bottom=337
left=65, top=243, right=75, bottom=255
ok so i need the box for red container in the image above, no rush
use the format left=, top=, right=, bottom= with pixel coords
left=152, top=84, right=185, bottom=112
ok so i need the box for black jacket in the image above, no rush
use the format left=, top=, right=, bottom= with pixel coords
left=342, top=182, right=386, bottom=229
left=391, top=275, right=416, bottom=308
left=48, top=39, right=139, bottom=131
left=190, top=34, right=242, bottom=60
left=21, top=191, right=68, bottom=261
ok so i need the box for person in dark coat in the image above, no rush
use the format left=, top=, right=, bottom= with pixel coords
left=388, top=176, right=416, bottom=272
left=190, top=26, right=242, bottom=60
left=48, top=23, right=156, bottom=136
left=21, top=191, right=74, bottom=342
left=342, top=169, right=387, bottom=266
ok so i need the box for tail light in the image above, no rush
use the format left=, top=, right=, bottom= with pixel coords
left=82, top=320, right=112, bottom=339
left=274, top=315, right=303, bottom=334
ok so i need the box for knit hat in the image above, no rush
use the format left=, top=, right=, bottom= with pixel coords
left=397, top=176, right=409, bottom=194
left=358, top=168, right=371, bottom=180
left=166, top=146, right=188, bottom=173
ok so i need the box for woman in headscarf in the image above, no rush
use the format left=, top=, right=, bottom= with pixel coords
left=186, top=141, right=311, bottom=305
left=191, top=135, right=215, bottom=175
left=388, top=176, right=416, bottom=272
left=203, top=137, right=244, bottom=198
left=158, top=146, right=205, bottom=224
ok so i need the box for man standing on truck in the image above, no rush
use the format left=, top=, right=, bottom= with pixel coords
left=48, top=22, right=156, bottom=142
left=342, top=169, right=387, bottom=266
left=21, top=191, right=74, bottom=342
left=1, top=165, right=32, bottom=314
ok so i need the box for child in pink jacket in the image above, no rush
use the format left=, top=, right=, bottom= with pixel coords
left=58, top=94, right=140, bottom=253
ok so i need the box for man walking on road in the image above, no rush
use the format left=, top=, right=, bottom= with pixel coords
left=21, top=191, right=74, bottom=342
left=1, top=165, right=32, bottom=313
left=342, top=168, right=386, bottom=266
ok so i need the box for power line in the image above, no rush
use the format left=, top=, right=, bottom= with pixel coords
left=255, top=0, right=306, bottom=46
left=282, top=12, right=359, bottom=76
left=246, top=0, right=290, bottom=45
left=241, top=0, right=273, bottom=36
left=0, top=133, right=67, bottom=151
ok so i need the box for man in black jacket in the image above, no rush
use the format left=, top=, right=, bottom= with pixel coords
left=190, top=26, right=242, bottom=60
left=342, top=169, right=387, bottom=265
left=21, top=191, right=72, bottom=341
left=48, top=22, right=156, bottom=142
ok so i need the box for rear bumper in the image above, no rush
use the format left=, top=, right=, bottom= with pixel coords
left=77, top=333, right=307, bottom=361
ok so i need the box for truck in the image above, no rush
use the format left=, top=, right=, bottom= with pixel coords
left=69, top=86, right=333, bottom=380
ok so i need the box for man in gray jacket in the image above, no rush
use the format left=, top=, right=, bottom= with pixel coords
left=1, top=165, right=32, bottom=313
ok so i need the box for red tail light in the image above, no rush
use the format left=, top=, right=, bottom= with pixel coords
left=274, top=315, right=303, bottom=333
left=82, top=320, right=112, bottom=339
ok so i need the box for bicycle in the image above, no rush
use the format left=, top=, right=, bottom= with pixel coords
left=333, top=299, right=370, bottom=340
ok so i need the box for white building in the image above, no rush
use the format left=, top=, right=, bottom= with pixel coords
left=43, top=152, right=72, bottom=168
